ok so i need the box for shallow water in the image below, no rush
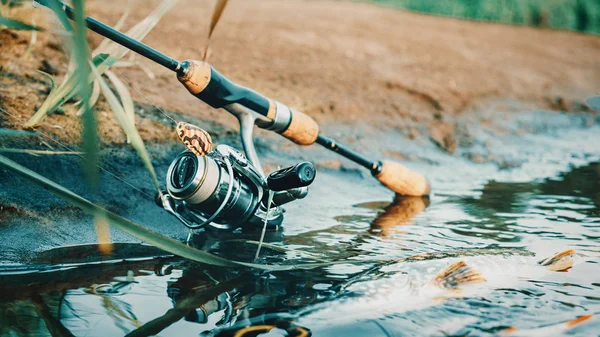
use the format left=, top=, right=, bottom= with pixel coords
left=0, top=162, right=599, bottom=336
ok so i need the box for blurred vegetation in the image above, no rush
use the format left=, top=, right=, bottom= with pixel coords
left=370, top=0, right=600, bottom=34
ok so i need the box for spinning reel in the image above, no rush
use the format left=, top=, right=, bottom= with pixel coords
left=157, top=122, right=316, bottom=231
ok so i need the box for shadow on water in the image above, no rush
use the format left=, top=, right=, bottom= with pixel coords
left=0, top=163, right=598, bottom=336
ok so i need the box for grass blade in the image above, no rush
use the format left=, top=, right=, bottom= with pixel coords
left=36, top=70, right=55, bottom=90
left=72, top=0, right=99, bottom=189
left=25, top=54, right=109, bottom=128
left=93, top=66, right=160, bottom=193
left=93, top=3, right=131, bottom=54
left=22, top=14, right=38, bottom=58
left=208, top=0, right=228, bottom=39
left=44, top=0, right=73, bottom=32
left=0, top=128, right=36, bottom=136
left=0, top=148, right=81, bottom=155
left=203, top=0, right=227, bottom=61
left=93, top=0, right=176, bottom=70
left=105, top=70, right=135, bottom=137
left=76, top=79, right=100, bottom=116
left=25, top=0, right=176, bottom=127
left=0, top=154, right=240, bottom=267
left=0, top=15, right=42, bottom=30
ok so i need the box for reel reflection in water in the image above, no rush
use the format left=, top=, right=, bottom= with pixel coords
left=160, top=144, right=315, bottom=231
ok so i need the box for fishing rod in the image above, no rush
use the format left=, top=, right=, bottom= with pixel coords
left=33, top=0, right=431, bottom=197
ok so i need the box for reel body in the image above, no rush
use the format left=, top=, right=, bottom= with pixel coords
left=159, top=144, right=315, bottom=231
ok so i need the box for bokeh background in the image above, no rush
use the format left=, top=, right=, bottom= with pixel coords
left=370, top=0, right=600, bottom=33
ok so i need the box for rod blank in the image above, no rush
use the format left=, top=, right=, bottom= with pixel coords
left=315, top=134, right=381, bottom=174
left=36, top=0, right=181, bottom=72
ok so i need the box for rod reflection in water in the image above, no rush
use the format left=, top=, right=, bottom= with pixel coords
left=370, top=196, right=430, bottom=237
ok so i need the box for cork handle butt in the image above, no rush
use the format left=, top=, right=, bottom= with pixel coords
left=375, top=160, right=431, bottom=196
left=281, top=110, right=320, bottom=145
left=177, top=60, right=212, bottom=95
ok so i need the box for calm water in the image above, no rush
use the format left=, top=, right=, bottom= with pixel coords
left=0, top=163, right=598, bottom=336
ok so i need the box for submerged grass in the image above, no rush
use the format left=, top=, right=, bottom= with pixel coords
left=0, top=15, right=42, bottom=30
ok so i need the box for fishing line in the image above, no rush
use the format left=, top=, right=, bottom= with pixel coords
left=0, top=107, right=153, bottom=199
left=115, top=72, right=178, bottom=125
left=254, top=190, right=274, bottom=261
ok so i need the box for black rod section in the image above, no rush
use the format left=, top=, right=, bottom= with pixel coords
left=36, top=0, right=180, bottom=72
left=316, top=134, right=382, bottom=175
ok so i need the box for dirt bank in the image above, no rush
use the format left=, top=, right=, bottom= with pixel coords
left=1, top=0, right=599, bottom=152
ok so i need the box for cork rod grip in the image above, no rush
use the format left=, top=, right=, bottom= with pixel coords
left=280, top=110, right=320, bottom=145
left=177, top=60, right=211, bottom=95
left=375, top=160, right=431, bottom=196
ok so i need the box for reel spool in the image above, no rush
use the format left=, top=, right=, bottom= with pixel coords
left=158, top=124, right=316, bottom=231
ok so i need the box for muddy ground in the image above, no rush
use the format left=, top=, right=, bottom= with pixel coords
left=0, top=0, right=599, bottom=263
left=1, top=0, right=599, bottom=148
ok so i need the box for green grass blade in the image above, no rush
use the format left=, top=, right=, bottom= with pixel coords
left=0, top=16, right=42, bottom=30
left=36, top=70, right=55, bottom=91
left=0, top=154, right=241, bottom=268
left=0, top=148, right=81, bottom=155
left=44, top=0, right=73, bottom=32
left=76, top=79, right=100, bottom=116
left=0, top=128, right=36, bottom=136
left=72, top=0, right=98, bottom=189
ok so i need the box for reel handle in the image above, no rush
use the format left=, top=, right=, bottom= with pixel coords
left=267, top=162, right=316, bottom=192
left=375, top=160, right=431, bottom=197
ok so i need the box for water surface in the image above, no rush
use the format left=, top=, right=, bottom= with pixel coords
left=1, top=163, right=598, bottom=336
